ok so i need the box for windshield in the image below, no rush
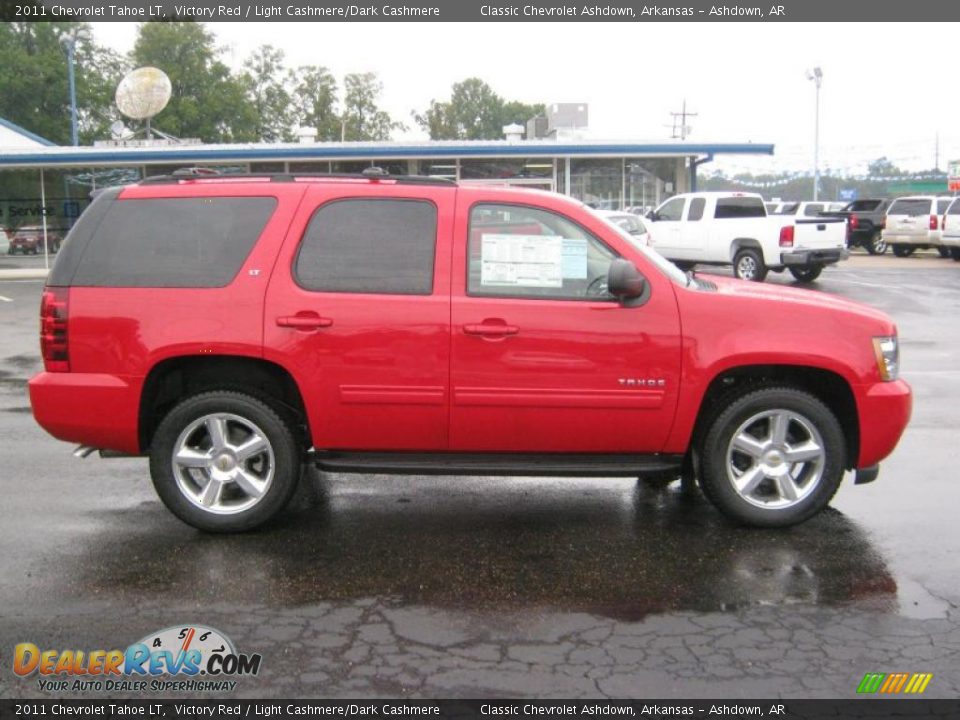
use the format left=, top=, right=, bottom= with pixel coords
left=592, top=211, right=689, bottom=286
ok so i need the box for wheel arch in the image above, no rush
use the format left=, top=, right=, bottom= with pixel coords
left=688, top=364, right=860, bottom=470
left=730, top=238, right=762, bottom=263
left=139, top=355, right=310, bottom=454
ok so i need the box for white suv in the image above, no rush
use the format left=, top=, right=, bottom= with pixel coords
left=884, top=196, right=955, bottom=257
left=942, top=197, right=960, bottom=261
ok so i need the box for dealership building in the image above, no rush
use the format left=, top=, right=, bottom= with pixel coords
left=0, top=113, right=775, bottom=237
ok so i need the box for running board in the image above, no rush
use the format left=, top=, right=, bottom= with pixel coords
left=313, top=451, right=683, bottom=477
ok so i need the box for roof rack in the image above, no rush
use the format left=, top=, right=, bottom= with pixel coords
left=139, top=166, right=457, bottom=187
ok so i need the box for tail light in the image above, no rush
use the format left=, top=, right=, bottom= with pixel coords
left=779, top=225, right=794, bottom=248
left=929, top=215, right=938, bottom=231
left=40, top=287, right=69, bottom=372
left=849, top=214, right=859, bottom=230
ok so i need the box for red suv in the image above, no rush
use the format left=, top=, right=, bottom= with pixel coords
left=29, top=171, right=912, bottom=532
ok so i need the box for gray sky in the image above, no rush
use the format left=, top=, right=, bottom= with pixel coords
left=92, top=22, right=959, bottom=176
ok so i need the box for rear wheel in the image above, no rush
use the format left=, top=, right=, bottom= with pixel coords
left=788, top=265, right=823, bottom=283
left=674, top=261, right=696, bottom=272
left=938, top=247, right=951, bottom=258
left=866, top=232, right=887, bottom=255
left=149, top=391, right=302, bottom=532
left=892, top=245, right=915, bottom=258
left=952, top=247, right=960, bottom=261
left=697, top=387, right=846, bottom=527
left=733, top=248, right=768, bottom=282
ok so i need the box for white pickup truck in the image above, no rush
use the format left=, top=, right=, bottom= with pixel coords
left=646, top=192, right=848, bottom=282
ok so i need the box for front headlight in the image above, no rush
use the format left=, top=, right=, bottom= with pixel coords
left=872, top=336, right=899, bottom=381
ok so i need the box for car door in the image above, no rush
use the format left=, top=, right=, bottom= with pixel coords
left=448, top=194, right=682, bottom=453
left=647, top=196, right=687, bottom=259
left=263, top=182, right=454, bottom=451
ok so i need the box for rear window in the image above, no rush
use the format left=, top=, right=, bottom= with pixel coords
left=715, top=197, right=766, bottom=219
left=71, top=197, right=276, bottom=288
left=888, top=199, right=932, bottom=216
left=846, top=200, right=882, bottom=212
left=295, top=198, right=437, bottom=295
left=802, top=203, right=824, bottom=217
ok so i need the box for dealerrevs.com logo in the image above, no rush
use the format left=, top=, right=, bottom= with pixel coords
left=14, top=625, right=261, bottom=693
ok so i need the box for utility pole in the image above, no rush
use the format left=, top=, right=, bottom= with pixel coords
left=59, top=32, right=79, bottom=146
left=669, top=100, right=697, bottom=140
left=935, top=131, right=940, bottom=170
left=806, top=67, right=823, bottom=201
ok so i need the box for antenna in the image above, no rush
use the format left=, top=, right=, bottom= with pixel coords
left=115, top=67, right=172, bottom=139
left=669, top=99, right=697, bottom=140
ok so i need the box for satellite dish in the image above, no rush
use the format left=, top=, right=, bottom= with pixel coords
left=115, top=67, right=171, bottom=121
left=110, top=120, right=130, bottom=139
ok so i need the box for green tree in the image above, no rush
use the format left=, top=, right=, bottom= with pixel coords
left=241, top=45, right=295, bottom=142
left=414, top=78, right=543, bottom=140
left=0, top=22, right=126, bottom=145
left=341, top=72, right=403, bottom=141
left=131, top=21, right=256, bottom=143
left=293, top=65, right=340, bottom=141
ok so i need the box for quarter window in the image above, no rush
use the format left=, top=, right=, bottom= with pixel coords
left=71, top=197, right=276, bottom=288
left=468, top=204, right=618, bottom=300
left=295, top=199, right=437, bottom=295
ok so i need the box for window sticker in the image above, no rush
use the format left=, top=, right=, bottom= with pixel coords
left=561, top=238, right=588, bottom=279
left=480, top=234, right=563, bottom=288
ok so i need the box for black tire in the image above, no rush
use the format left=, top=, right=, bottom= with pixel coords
left=866, top=232, right=887, bottom=255
left=951, top=247, right=960, bottom=262
left=892, top=245, right=915, bottom=258
left=788, top=265, right=823, bottom=283
left=697, top=386, right=846, bottom=528
left=674, top=261, right=696, bottom=272
left=937, top=247, right=951, bottom=258
left=149, top=391, right=302, bottom=532
left=733, top=248, right=768, bottom=282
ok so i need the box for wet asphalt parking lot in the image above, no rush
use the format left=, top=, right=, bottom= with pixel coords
left=1, top=253, right=959, bottom=700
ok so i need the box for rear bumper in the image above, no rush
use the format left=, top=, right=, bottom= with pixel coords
left=884, top=233, right=941, bottom=247
left=780, top=248, right=849, bottom=267
left=28, top=372, right=143, bottom=455
left=856, top=379, right=912, bottom=469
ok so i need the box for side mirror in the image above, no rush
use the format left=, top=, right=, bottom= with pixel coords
left=607, top=259, right=647, bottom=305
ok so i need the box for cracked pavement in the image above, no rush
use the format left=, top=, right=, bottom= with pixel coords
left=2, top=256, right=959, bottom=699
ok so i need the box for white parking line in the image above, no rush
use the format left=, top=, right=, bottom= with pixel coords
left=0, top=295, right=12, bottom=302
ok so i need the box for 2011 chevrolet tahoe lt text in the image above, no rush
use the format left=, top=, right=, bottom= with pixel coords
left=28, top=172, right=912, bottom=532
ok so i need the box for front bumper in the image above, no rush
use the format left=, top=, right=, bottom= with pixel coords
left=28, top=372, right=143, bottom=455
left=856, top=379, right=912, bottom=469
left=780, top=247, right=849, bottom=267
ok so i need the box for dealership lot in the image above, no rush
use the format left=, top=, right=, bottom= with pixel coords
left=1, top=257, right=959, bottom=699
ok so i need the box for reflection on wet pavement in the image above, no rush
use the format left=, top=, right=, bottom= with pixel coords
left=57, top=473, right=899, bottom=620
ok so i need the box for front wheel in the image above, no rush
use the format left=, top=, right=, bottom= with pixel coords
left=733, top=248, right=768, bottom=282
left=149, top=391, right=302, bottom=532
left=866, top=232, right=887, bottom=255
left=788, top=265, right=823, bottom=283
left=892, top=245, right=915, bottom=258
left=697, top=387, right=846, bottom=527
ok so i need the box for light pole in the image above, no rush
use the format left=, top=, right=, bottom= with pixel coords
left=59, top=30, right=84, bottom=146
left=805, top=66, right=823, bottom=201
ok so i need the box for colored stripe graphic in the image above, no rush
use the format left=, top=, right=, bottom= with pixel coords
left=858, top=672, right=932, bottom=694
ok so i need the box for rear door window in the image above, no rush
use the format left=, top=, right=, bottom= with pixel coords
left=948, top=200, right=960, bottom=215
left=687, top=198, right=706, bottom=221
left=295, top=198, right=437, bottom=295
left=936, top=199, right=952, bottom=214
left=888, top=199, right=932, bottom=216
left=71, top=197, right=276, bottom=288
